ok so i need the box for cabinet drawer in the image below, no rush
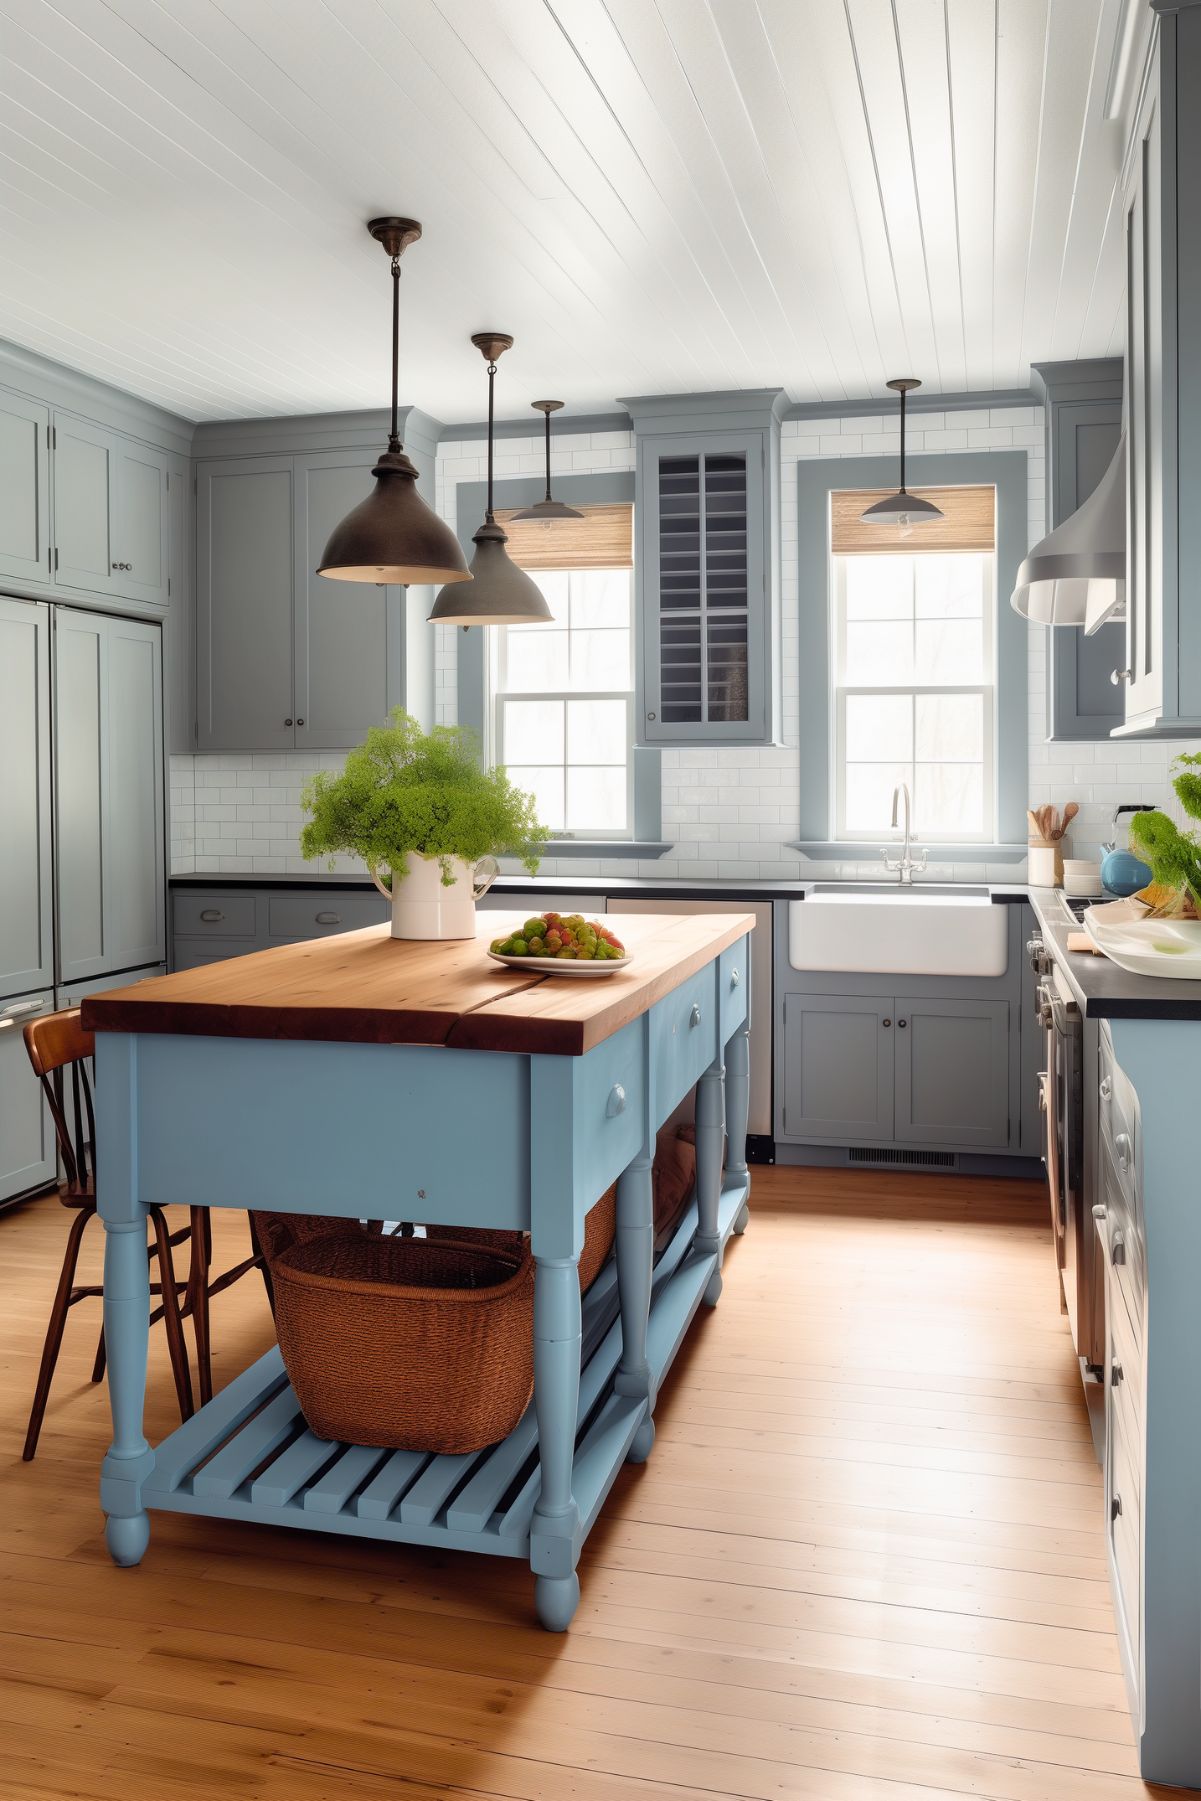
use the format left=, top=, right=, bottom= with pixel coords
left=573, top=1018, right=647, bottom=1207
left=1097, top=1131, right=1145, bottom=1343
left=719, top=938, right=749, bottom=1045
left=651, top=965, right=718, bottom=1117
left=172, top=937, right=255, bottom=973
left=1109, top=1285, right=1143, bottom=1488
left=173, top=893, right=257, bottom=939
left=266, top=892, right=387, bottom=940
left=1098, top=1031, right=1138, bottom=1170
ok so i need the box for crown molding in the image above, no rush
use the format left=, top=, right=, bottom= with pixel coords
left=0, top=336, right=195, bottom=456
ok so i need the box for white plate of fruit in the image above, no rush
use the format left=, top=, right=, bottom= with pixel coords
left=487, top=912, right=631, bottom=976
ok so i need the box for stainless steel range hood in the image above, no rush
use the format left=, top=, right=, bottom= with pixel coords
left=1009, top=436, right=1125, bottom=629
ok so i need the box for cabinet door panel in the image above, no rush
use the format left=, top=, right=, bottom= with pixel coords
left=55, top=610, right=106, bottom=979
left=294, top=452, right=402, bottom=749
left=56, top=610, right=165, bottom=982
left=53, top=414, right=116, bottom=593
left=0, top=390, right=50, bottom=585
left=0, top=599, right=53, bottom=992
left=781, top=993, right=893, bottom=1142
left=116, top=439, right=169, bottom=608
left=104, top=617, right=165, bottom=970
left=0, top=990, right=55, bottom=1205
left=895, top=998, right=1009, bottom=1148
left=196, top=458, right=295, bottom=751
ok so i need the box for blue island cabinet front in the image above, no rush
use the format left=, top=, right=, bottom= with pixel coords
left=89, top=917, right=753, bottom=1630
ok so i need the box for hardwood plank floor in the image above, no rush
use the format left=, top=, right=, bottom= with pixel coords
left=0, top=1166, right=1169, bottom=1799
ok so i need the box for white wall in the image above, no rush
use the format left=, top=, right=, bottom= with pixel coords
left=170, top=405, right=1199, bottom=881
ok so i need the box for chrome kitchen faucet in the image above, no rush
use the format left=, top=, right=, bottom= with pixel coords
left=880, top=782, right=928, bottom=885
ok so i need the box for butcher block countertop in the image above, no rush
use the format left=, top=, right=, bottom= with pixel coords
left=83, top=911, right=755, bottom=1057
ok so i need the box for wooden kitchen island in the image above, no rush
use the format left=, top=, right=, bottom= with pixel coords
left=83, top=911, right=753, bottom=1630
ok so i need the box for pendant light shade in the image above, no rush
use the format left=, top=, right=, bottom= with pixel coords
left=1010, top=437, right=1126, bottom=629
left=429, top=335, right=553, bottom=626
left=512, top=402, right=584, bottom=522
left=859, top=379, right=945, bottom=527
left=318, top=218, right=471, bottom=587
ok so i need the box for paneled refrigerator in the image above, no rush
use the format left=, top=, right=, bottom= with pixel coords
left=0, top=596, right=165, bottom=1206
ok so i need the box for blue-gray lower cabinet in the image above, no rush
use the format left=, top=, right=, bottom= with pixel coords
left=0, top=988, right=55, bottom=1206
left=780, top=993, right=894, bottom=1142
left=894, top=998, right=1009, bottom=1149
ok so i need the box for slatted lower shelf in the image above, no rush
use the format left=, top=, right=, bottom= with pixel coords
left=142, top=1175, right=748, bottom=1559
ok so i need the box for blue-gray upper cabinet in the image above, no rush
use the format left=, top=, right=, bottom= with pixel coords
left=293, top=450, right=403, bottom=752
left=196, top=456, right=297, bottom=753
left=196, top=450, right=406, bottom=753
left=1032, top=360, right=1124, bottom=740
left=0, top=389, right=51, bottom=587
left=630, top=406, right=779, bottom=747
left=1114, top=10, right=1201, bottom=737
left=55, top=608, right=165, bottom=983
left=0, top=597, right=53, bottom=995
left=51, top=413, right=169, bottom=610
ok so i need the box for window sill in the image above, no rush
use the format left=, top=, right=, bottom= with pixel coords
left=790, top=840, right=1029, bottom=864
left=539, top=840, right=674, bottom=860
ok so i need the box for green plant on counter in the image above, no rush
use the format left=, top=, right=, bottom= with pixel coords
left=300, top=709, right=549, bottom=884
left=1129, top=751, right=1201, bottom=911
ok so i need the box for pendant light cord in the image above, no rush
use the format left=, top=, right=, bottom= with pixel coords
left=389, top=254, right=402, bottom=455
left=543, top=406, right=553, bottom=502
left=898, top=384, right=906, bottom=493
left=485, top=359, right=497, bottom=523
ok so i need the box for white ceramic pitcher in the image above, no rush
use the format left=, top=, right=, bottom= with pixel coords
left=370, top=853, right=499, bottom=940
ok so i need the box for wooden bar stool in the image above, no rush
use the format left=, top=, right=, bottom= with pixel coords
left=21, top=1008, right=196, bottom=1460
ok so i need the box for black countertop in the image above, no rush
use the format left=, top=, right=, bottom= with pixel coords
left=1029, top=888, right=1201, bottom=1021
left=170, top=871, right=1033, bottom=905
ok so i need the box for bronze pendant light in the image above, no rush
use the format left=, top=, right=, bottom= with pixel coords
left=859, top=378, right=945, bottom=527
left=512, top=401, right=584, bottom=522
left=318, top=218, right=472, bottom=586
left=428, top=335, right=553, bottom=626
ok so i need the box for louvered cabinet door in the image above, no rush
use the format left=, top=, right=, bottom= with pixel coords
left=639, top=431, right=768, bottom=745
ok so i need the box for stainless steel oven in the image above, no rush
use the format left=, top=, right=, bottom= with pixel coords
left=1031, top=933, right=1104, bottom=1372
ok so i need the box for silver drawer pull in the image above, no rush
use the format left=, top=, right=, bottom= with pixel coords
left=199, top=908, right=225, bottom=923
left=606, top=1083, right=626, bottom=1118
left=1111, top=1231, right=1127, bottom=1267
left=689, top=1004, right=702, bottom=1028
left=1099, top=1076, right=1112, bottom=1101
left=0, top=998, right=48, bottom=1028
left=1114, top=1130, right=1132, bottom=1171
left=315, top=911, right=341, bottom=925
left=1092, top=1203, right=1107, bottom=1222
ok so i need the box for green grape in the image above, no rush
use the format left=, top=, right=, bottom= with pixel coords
left=509, top=938, right=528, bottom=956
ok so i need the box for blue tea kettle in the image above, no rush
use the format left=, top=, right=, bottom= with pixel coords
left=1101, top=803, right=1155, bottom=896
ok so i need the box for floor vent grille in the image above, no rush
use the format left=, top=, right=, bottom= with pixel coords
left=849, top=1147, right=957, bottom=1170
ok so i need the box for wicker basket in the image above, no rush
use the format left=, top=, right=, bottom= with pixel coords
left=430, top=1183, right=617, bottom=1293
left=271, top=1232, right=535, bottom=1453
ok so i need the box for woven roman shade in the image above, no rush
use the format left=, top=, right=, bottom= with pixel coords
left=494, top=502, right=633, bottom=571
left=832, top=485, right=995, bottom=555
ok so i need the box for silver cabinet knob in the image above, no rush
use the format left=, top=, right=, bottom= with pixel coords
left=1114, top=1130, right=1132, bottom=1171
left=689, top=1004, right=702, bottom=1028
left=1111, top=668, right=1133, bottom=685
left=606, top=1083, right=626, bottom=1117
left=1092, top=1203, right=1107, bottom=1221
left=199, top=908, right=225, bottom=923
left=1099, top=1076, right=1112, bottom=1100
left=730, top=968, right=740, bottom=987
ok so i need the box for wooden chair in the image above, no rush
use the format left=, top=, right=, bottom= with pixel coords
left=22, top=1008, right=196, bottom=1460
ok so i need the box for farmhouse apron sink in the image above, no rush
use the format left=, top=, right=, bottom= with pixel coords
left=788, top=887, right=1009, bottom=979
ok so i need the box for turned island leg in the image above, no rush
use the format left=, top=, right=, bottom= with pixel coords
left=726, top=1022, right=751, bottom=1234
left=96, top=1036, right=154, bottom=1566
left=695, top=1055, right=725, bottom=1305
left=530, top=1256, right=582, bottom=1630
left=615, top=1149, right=655, bottom=1463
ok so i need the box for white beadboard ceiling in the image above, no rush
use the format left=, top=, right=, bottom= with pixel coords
left=0, top=0, right=1128, bottom=424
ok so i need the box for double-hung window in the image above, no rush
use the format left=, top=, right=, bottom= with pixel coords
left=491, top=504, right=634, bottom=839
left=831, top=485, right=997, bottom=843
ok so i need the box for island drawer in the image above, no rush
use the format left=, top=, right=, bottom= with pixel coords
left=651, top=965, right=719, bottom=1117
left=1098, top=1029, right=1138, bottom=1180
left=173, top=892, right=257, bottom=939
left=719, top=938, right=750, bottom=1045
left=267, top=893, right=387, bottom=940
left=572, top=1018, right=646, bottom=1202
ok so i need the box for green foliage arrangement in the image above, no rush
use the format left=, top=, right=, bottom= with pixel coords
left=300, top=709, right=549, bottom=884
left=1129, top=751, right=1201, bottom=910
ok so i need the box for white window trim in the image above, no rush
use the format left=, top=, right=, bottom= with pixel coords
left=495, top=690, right=636, bottom=843
left=830, top=551, right=999, bottom=845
